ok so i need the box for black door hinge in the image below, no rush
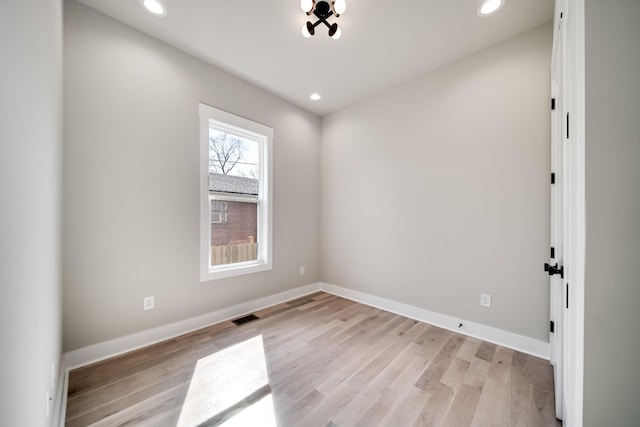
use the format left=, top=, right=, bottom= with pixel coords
left=566, top=283, right=569, bottom=309
left=550, top=320, right=555, bottom=333
left=550, top=247, right=555, bottom=259
left=551, top=98, right=556, bottom=110
left=544, top=262, right=564, bottom=278
left=551, top=173, right=556, bottom=184
left=566, top=113, right=570, bottom=139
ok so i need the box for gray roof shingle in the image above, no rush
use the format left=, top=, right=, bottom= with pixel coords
left=209, top=173, right=258, bottom=195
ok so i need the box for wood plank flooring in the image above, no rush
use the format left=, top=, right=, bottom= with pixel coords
left=66, top=292, right=561, bottom=426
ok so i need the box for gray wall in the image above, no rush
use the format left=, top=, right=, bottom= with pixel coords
left=321, top=24, right=553, bottom=342
left=63, top=1, right=321, bottom=351
left=584, top=0, right=640, bottom=424
left=0, top=0, right=63, bottom=425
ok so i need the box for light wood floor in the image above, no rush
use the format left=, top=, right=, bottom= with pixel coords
left=66, top=292, right=561, bottom=426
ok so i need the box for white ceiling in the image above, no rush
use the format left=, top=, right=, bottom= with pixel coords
left=75, top=0, right=554, bottom=116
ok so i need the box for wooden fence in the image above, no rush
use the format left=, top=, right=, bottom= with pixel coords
left=211, top=243, right=258, bottom=266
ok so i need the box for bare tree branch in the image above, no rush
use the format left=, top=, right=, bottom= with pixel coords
left=209, top=133, right=244, bottom=175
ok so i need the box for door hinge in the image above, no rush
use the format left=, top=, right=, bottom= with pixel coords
left=550, top=320, right=555, bottom=333
left=544, top=262, right=564, bottom=278
left=566, top=283, right=569, bottom=309
left=550, top=247, right=555, bottom=259
left=566, top=113, right=570, bottom=139
left=551, top=173, right=556, bottom=184
left=551, top=98, right=556, bottom=110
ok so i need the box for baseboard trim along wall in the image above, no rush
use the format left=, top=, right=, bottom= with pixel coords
left=320, top=282, right=550, bottom=360
left=64, top=283, right=322, bottom=370
left=64, top=281, right=549, bottom=371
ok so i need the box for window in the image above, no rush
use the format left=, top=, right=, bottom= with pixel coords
left=210, top=200, right=228, bottom=224
left=199, top=104, right=273, bottom=281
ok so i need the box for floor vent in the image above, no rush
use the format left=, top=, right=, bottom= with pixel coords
left=231, top=313, right=260, bottom=326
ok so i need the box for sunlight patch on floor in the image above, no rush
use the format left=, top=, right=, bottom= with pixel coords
left=219, top=393, right=277, bottom=427
left=177, top=335, right=276, bottom=426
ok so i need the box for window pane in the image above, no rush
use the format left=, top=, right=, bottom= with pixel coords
left=210, top=200, right=258, bottom=267
left=208, top=129, right=259, bottom=268
left=208, top=129, right=259, bottom=179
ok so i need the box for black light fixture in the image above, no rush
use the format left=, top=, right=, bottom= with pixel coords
left=300, top=0, right=345, bottom=39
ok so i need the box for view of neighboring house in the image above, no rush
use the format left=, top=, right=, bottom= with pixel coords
left=209, top=173, right=258, bottom=247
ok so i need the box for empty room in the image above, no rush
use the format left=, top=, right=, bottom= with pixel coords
left=2, top=0, right=639, bottom=426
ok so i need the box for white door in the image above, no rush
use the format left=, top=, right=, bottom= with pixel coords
left=549, top=3, right=566, bottom=420
left=550, top=1, right=587, bottom=424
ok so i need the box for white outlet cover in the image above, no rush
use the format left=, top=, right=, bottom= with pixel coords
left=480, top=293, right=492, bottom=308
left=144, top=296, right=155, bottom=310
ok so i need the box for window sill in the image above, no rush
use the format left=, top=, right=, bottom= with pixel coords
left=200, top=260, right=272, bottom=282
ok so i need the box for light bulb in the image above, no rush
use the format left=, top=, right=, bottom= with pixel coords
left=300, top=0, right=314, bottom=13
left=331, top=26, right=342, bottom=40
left=301, top=23, right=312, bottom=38
left=478, top=0, right=504, bottom=16
left=140, top=0, right=167, bottom=16
left=333, top=0, right=346, bottom=15
left=310, top=93, right=321, bottom=101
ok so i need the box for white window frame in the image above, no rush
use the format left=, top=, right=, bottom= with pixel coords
left=199, top=103, right=273, bottom=281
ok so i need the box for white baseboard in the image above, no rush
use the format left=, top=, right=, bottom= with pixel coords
left=319, top=282, right=550, bottom=360
left=64, top=283, right=322, bottom=370
left=64, top=280, right=549, bottom=372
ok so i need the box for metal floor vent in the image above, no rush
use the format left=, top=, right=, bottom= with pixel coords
left=231, top=313, right=260, bottom=326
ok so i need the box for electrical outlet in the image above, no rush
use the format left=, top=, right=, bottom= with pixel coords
left=299, top=266, right=305, bottom=275
left=144, top=296, right=155, bottom=310
left=480, top=293, right=492, bottom=308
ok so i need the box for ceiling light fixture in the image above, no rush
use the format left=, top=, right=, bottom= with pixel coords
left=309, top=93, right=322, bottom=101
left=477, top=0, right=504, bottom=16
left=140, top=0, right=167, bottom=17
left=301, top=0, right=345, bottom=40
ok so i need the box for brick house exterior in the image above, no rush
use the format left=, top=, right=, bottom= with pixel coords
left=209, top=173, right=258, bottom=246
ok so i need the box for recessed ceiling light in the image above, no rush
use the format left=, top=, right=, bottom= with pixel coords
left=477, top=0, right=504, bottom=16
left=140, top=0, right=167, bottom=17
left=310, top=93, right=321, bottom=101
